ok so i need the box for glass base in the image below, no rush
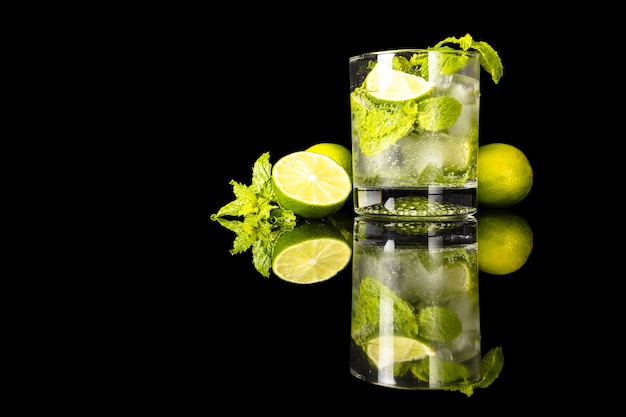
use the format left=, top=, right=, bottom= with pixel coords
left=354, top=187, right=476, bottom=220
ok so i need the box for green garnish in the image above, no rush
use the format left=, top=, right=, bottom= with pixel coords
left=351, top=33, right=502, bottom=156
left=416, top=96, right=462, bottom=131
left=351, top=277, right=504, bottom=396
left=210, top=152, right=296, bottom=277
left=351, top=277, right=419, bottom=345
left=442, top=346, right=505, bottom=397
left=432, top=34, right=503, bottom=84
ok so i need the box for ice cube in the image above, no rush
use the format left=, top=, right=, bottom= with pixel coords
left=449, top=75, right=479, bottom=105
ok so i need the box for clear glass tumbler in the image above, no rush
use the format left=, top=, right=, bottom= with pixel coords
left=350, top=49, right=480, bottom=219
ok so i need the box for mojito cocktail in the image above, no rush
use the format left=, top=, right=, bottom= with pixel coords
left=350, top=35, right=503, bottom=219
left=350, top=218, right=481, bottom=390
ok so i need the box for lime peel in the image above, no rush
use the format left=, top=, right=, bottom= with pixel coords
left=272, top=151, right=351, bottom=219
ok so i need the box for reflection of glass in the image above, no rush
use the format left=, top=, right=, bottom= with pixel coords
left=350, top=217, right=490, bottom=391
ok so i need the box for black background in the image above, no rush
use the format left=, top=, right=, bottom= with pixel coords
left=191, top=11, right=599, bottom=412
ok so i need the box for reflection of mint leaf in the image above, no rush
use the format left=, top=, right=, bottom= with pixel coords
left=211, top=152, right=296, bottom=277
left=474, top=346, right=504, bottom=389
left=442, top=346, right=505, bottom=397
left=351, top=277, right=418, bottom=345
left=411, top=356, right=471, bottom=385
left=417, top=306, right=463, bottom=342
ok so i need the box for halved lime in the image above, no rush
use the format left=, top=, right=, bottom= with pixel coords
left=365, top=63, right=435, bottom=102
left=272, top=221, right=351, bottom=284
left=272, top=151, right=352, bottom=219
left=365, top=335, right=433, bottom=368
left=305, top=142, right=352, bottom=180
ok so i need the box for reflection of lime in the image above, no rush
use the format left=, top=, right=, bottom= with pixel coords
left=271, top=220, right=351, bottom=284
left=365, top=335, right=433, bottom=368
left=305, top=143, right=352, bottom=180
left=477, top=143, right=533, bottom=208
left=272, top=151, right=351, bottom=219
left=365, top=63, right=435, bottom=102
left=477, top=210, right=533, bottom=275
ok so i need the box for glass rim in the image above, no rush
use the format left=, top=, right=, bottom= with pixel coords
left=349, top=48, right=478, bottom=62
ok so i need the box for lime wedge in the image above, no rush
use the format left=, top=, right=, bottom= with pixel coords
left=365, top=63, right=435, bottom=102
left=272, top=221, right=351, bottom=284
left=272, top=151, right=352, bottom=219
left=365, top=335, right=433, bottom=368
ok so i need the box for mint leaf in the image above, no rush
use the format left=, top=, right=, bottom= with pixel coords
left=416, top=96, right=462, bottom=131
left=431, top=33, right=503, bottom=84
left=350, top=88, right=418, bottom=156
left=471, top=41, right=503, bottom=84
left=211, top=152, right=296, bottom=277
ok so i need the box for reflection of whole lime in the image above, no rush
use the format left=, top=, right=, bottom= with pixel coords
left=271, top=220, right=351, bottom=284
left=477, top=210, right=533, bottom=275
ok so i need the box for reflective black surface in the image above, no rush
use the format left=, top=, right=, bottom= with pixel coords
left=197, top=22, right=587, bottom=410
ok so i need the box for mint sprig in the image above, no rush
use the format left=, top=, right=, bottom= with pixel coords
left=431, top=33, right=503, bottom=84
left=210, top=152, right=296, bottom=277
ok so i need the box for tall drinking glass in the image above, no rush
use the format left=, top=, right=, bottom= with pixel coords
left=350, top=49, right=480, bottom=219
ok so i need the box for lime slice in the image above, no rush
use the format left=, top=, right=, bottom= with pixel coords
left=365, top=63, right=435, bottom=102
left=272, top=221, right=351, bottom=284
left=272, top=151, right=352, bottom=219
left=365, top=335, right=433, bottom=368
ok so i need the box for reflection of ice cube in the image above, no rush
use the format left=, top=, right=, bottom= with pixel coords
left=395, top=251, right=470, bottom=304
left=449, top=330, right=481, bottom=363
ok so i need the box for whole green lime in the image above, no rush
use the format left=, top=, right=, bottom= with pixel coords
left=477, top=143, right=533, bottom=208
